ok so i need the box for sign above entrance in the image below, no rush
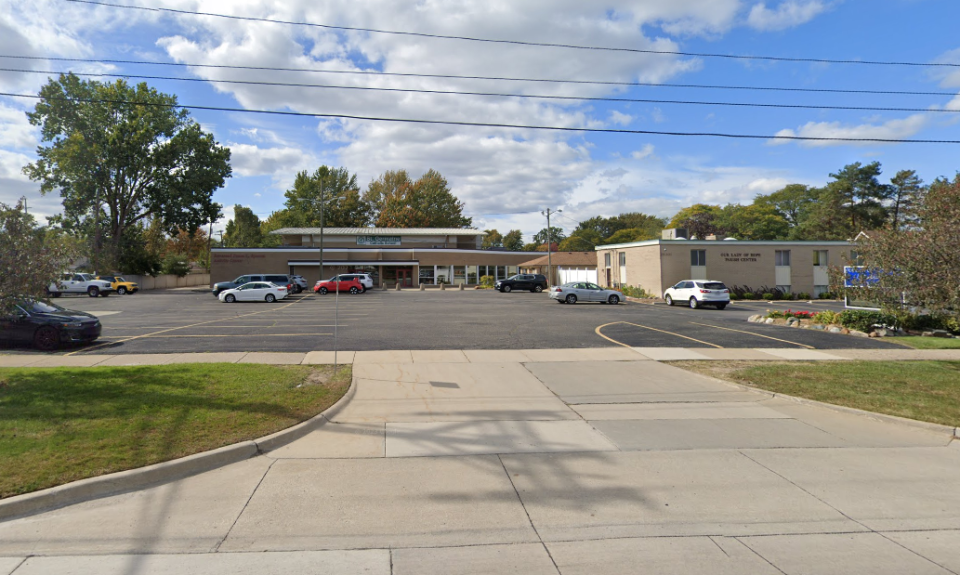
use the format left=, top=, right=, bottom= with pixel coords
left=357, top=236, right=401, bottom=246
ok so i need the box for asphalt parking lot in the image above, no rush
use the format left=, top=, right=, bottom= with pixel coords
left=1, top=287, right=905, bottom=356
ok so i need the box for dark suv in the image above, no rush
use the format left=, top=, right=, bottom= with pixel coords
left=212, top=274, right=291, bottom=296
left=495, top=274, right=548, bottom=293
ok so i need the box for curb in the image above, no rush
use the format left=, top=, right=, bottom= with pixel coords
left=0, top=375, right=357, bottom=522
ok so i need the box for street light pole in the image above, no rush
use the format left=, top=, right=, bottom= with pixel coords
left=541, top=207, right=561, bottom=286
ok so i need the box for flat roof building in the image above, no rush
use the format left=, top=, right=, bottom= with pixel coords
left=211, top=227, right=537, bottom=288
left=595, top=237, right=854, bottom=298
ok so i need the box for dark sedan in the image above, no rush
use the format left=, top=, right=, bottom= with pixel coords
left=0, top=300, right=102, bottom=351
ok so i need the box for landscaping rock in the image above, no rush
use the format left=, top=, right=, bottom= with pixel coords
left=829, top=327, right=843, bottom=333
left=748, top=315, right=762, bottom=323
left=811, top=324, right=825, bottom=330
left=848, top=330, right=869, bottom=338
left=764, top=318, right=775, bottom=324
left=928, top=329, right=952, bottom=338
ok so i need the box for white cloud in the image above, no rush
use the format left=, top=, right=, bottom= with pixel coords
left=770, top=114, right=930, bottom=147
left=631, top=144, right=656, bottom=160
left=747, top=1, right=831, bottom=31
left=609, top=111, right=634, bottom=126
left=227, top=143, right=316, bottom=181
left=0, top=103, right=37, bottom=149
left=651, top=107, right=667, bottom=123
left=747, top=177, right=789, bottom=193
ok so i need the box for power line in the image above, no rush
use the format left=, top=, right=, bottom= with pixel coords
left=7, top=67, right=955, bottom=115
left=66, top=0, right=960, bottom=69
left=2, top=54, right=954, bottom=98
left=4, top=91, right=959, bottom=144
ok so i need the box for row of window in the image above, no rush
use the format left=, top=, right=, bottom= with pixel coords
left=688, top=249, right=831, bottom=267
left=419, top=265, right=520, bottom=284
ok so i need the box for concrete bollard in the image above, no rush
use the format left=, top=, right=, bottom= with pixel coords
left=440, top=282, right=445, bottom=291
left=419, top=283, right=425, bottom=291
left=396, top=282, right=401, bottom=291
left=459, top=282, right=464, bottom=290
left=382, top=284, right=387, bottom=291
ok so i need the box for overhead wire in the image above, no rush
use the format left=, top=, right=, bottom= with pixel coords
left=1, top=54, right=954, bottom=98
left=3, top=67, right=955, bottom=115
left=65, top=0, right=960, bottom=68
left=3, top=91, right=959, bottom=144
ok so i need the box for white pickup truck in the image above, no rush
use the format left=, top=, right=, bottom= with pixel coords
left=47, top=272, right=115, bottom=298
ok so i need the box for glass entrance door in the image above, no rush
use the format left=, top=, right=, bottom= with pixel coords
left=396, top=267, right=413, bottom=287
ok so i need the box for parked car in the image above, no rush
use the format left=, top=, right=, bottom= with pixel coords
left=291, top=275, right=308, bottom=293
left=0, top=299, right=102, bottom=351
left=217, top=281, right=288, bottom=303
left=314, top=277, right=363, bottom=295
left=47, top=272, right=115, bottom=298
left=96, top=275, right=139, bottom=295
left=496, top=274, right=548, bottom=293
left=663, top=280, right=730, bottom=309
left=333, top=273, right=375, bottom=291
left=549, top=282, right=622, bottom=304
left=212, top=274, right=291, bottom=296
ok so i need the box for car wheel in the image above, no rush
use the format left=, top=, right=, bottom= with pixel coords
left=51, top=291, right=61, bottom=298
left=225, top=294, right=236, bottom=303
left=557, top=299, right=565, bottom=304
left=117, top=286, right=127, bottom=295
left=689, top=297, right=699, bottom=309
left=319, top=287, right=328, bottom=295
left=87, top=287, right=99, bottom=297
left=350, top=287, right=359, bottom=294
left=265, top=294, right=276, bottom=303
left=534, top=285, right=543, bottom=293
left=34, top=326, right=60, bottom=351
left=502, top=285, right=512, bottom=293
left=716, top=303, right=727, bottom=310
left=608, top=295, right=620, bottom=305
left=665, top=295, right=673, bottom=306
left=565, top=294, right=578, bottom=304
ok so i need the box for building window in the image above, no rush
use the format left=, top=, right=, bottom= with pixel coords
left=495, top=266, right=506, bottom=280
left=467, top=266, right=478, bottom=284
left=454, top=266, right=466, bottom=283
left=849, top=250, right=863, bottom=265
left=690, top=250, right=706, bottom=266
left=619, top=252, right=626, bottom=266
left=776, top=285, right=792, bottom=294
left=814, top=285, right=830, bottom=298
left=775, top=250, right=791, bottom=266
left=604, top=253, right=611, bottom=266
left=419, top=266, right=435, bottom=284
left=813, top=250, right=828, bottom=266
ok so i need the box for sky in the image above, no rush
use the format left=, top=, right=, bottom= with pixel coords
left=2, top=0, right=959, bottom=243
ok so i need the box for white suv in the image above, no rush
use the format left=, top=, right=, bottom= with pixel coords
left=291, top=275, right=308, bottom=293
left=663, top=280, right=730, bottom=309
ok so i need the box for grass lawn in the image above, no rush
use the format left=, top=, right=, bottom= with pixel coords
left=0, top=363, right=351, bottom=499
left=894, top=337, right=960, bottom=350
left=668, top=360, right=960, bottom=428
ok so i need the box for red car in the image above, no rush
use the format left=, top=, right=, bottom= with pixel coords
left=314, top=277, right=363, bottom=294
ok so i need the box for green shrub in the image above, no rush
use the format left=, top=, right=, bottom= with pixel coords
left=479, top=275, right=494, bottom=287
left=812, top=310, right=841, bottom=325
left=729, top=293, right=741, bottom=300
left=818, top=292, right=834, bottom=300
left=838, top=310, right=898, bottom=332
left=742, top=293, right=756, bottom=300
left=161, top=252, right=191, bottom=277
left=899, top=313, right=960, bottom=335
left=796, top=292, right=811, bottom=300
left=621, top=285, right=653, bottom=298
left=762, top=292, right=774, bottom=300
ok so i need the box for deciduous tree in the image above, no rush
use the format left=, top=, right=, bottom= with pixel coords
left=224, top=205, right=263, bottom=247
left=502, top=229, right=524, bottom=251
left=23, top=74, right=230, bottom=270
left=283, top=167, right=367, bottom=228
left=667, top=204, right=723, bottom=239
left=0, top=199, right=78, bottom=312
left=888, top=170, right=924, bottom=230
left=482, top=229, right=503, bottom=249
left=375, top=169, right=472, bottom=228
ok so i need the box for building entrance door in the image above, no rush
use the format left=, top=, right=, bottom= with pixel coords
left=396, top=267, right=413, bottom=287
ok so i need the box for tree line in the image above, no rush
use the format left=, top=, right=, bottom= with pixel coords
left=223, top=168, right=471, bottom=248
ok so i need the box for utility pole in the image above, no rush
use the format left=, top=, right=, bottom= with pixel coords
left=541, top=207, right=561, bottom=286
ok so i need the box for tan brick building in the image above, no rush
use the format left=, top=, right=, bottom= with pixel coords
left=595, top=238, right=855, bottom=298
left=211, top=228, right=535, bottom=288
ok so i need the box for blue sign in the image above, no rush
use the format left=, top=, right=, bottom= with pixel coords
left=844, top=266, right=882, bottom=288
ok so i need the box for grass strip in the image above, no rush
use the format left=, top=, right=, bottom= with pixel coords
left=668, top=360, right=960, bottom=428
left=894, top=337, right=960, bottom=350
left=0, top=363, right=351, bottom=498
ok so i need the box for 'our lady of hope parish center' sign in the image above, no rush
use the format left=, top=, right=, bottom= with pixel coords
left=357, top=236, right=402, bottom=246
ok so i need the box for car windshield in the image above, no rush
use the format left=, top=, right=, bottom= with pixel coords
left=100, top=276, right=116, bottom=282
left=701, top=282, right=727, bottom=290
left=115, top=277, right=125, bottom=282
left=21, top=300, right=65, bottom=314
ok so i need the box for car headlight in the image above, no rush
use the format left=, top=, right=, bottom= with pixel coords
left=62, top=322, right=83, bottom=328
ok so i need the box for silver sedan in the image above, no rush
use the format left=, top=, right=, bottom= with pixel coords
left=549, top=282, right=621, bottom=305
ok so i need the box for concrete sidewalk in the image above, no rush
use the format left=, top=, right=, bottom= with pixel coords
left=1, top=352, right=958, bottom=574
left=2, top=346, right=960, bottom=367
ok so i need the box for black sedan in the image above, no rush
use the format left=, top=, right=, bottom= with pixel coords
left=0, top=300, right=102, bottom=351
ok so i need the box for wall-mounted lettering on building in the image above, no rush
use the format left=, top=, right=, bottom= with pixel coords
left=720, top=252, right=762, bottom=263
left=357, top=236, right=401, bottom=246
